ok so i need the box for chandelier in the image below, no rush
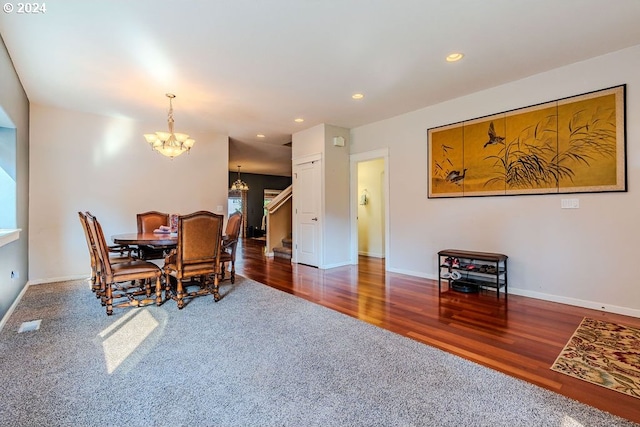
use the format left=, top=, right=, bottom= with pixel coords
left=230, top=165, right=249, bottom=191
left=144, top=93, right=195, bottom=158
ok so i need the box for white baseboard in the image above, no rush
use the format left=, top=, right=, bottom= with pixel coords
left=28, top=274, right=88, bottom=286
left=508, top=287, right=640, bottom=318
left=386, top=267, right=640, bottom=318
left=320, top=261, right=351, bottom=269
left=358, top=251, right=385, bottom=258
left=386, top=266, right=434, bottom=280
left=0, top=282, right=30, bottom=333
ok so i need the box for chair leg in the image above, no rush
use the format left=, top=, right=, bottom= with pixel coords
left=213, top=272, right=221, bottom=302
left=176, top=278, right=185, bottom=309
left=143, top=279, right=152, bottom=297
left=164, top=273, right=172, bottom=302
left=98, top=274, right=107, bottom=306
left=94, top=268, right=104, bottom=298
left=106, top=284, right=114, bottom=315
left=90, top=266, right=99, bottom=292
left=155, top=277, right=162, bottom=306
left=230, top=260, right=236, bottom=284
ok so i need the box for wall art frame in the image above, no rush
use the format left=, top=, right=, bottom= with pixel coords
left=427, top=85, right=626, bottom=198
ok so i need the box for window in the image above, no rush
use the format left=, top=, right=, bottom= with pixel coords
left=0, top=121, right=17, bottom=230
left=228, top=193, right=242, bottom=217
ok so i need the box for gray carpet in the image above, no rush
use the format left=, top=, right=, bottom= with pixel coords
left=0, top=276, right=636, bottom=427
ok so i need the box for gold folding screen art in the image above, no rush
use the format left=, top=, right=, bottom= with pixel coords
left=428, top=85, right=626, bottom=198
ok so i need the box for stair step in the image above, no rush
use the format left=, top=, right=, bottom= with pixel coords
left=282, top=238, right=292, bottom=248
left=273, top=246, right=292, bottom=260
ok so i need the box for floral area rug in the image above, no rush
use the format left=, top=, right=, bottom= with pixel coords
left=551, top=317, right=640, bottom=399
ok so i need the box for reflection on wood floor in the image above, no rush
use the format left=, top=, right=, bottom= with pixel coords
left=235, top=238, right=640, bottom=424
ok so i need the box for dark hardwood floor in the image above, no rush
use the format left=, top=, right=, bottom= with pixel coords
left=234, top=238, right=640, bottom=424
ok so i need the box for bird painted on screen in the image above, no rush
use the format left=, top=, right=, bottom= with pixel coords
left=483, top=122, right=505, bottom=148
left=449, top=169, right=467, bottom=185
left=445, top=170, right=462, bottom=182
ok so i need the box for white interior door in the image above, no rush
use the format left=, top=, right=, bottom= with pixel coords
left=294, top=159, right=321, bottom=267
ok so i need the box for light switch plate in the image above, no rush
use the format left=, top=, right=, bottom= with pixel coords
left=561, top=198, right=579, bottom=209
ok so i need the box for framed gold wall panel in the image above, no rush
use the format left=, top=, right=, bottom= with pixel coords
left=428, top=85, right=626, bottom=198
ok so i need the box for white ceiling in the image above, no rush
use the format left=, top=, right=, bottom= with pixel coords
left=2, top=0, right=640, bottom=177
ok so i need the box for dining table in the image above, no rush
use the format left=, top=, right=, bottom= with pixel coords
left=112, top=232, right=178, bottom=250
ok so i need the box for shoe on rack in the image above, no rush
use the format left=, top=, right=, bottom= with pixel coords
left=442, top=257, right=452, bottom=267
left=452, top=258, right=460, bottom=269
left=450, top=271, right=462, bottom=280
left=441, top=271, right=452, bottom=279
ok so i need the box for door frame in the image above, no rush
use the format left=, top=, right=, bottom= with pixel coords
left=350, top=148, right=389, bottom=267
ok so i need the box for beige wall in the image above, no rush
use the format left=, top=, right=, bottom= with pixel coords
left=323, top=124, right=350, bottom=267
left=350, top=44, right=640, bottom=317
left=28, top=104, right=229, bottom=283
left=292, top=124, right=324, bottom=160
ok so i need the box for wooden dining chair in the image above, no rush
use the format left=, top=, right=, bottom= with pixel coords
left=86, top=213, right=163, bottom=315
left=136, top=211, right=170, bottom=260
left=163, top=211, right=224, bottom=309
left=219, top=211, right=243, bottom=284
left=78, top=211, right=133, bottom=295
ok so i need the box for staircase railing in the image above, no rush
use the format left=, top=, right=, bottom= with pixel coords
left=266, top=185, right=292, bottom=214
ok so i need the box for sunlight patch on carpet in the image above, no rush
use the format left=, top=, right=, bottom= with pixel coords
left=99, top=308, right=159, bottom=374
left=560, top=414, right=585, bottom=427
left=18, top=319, right=41, bottom=333
left=551, top=317, right=640, bottom=399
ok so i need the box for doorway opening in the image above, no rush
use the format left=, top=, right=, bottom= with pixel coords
left=228, top=190, right=247, bottom=237
left=350, top=149, right=389, bottom=267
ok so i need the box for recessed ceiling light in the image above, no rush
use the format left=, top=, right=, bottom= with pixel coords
left=446, top=53, right=464, bottom=62
left=352, top=93, right=364, bottom=100
left=294, top=118, right=304, bottom=123
left=257, top=134, right=265, bottom=138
